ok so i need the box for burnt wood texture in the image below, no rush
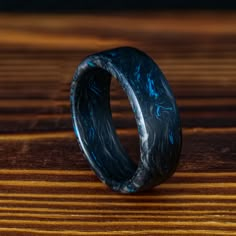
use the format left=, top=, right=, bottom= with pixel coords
left=0, top=12, right=235, bottom=235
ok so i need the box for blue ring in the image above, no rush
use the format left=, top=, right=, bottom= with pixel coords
left=70, top=47, right=182, bottom=193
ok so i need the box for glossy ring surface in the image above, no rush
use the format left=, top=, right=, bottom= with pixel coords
left=70, top=47, right=182, bottom=193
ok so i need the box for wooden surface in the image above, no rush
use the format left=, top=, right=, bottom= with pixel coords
left=0, top=12, right=235, bottom=235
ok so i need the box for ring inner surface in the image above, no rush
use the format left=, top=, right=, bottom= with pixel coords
left=74, top=66, right=137, bottom=183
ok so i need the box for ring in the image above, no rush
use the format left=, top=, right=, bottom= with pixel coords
left=70, top=47, right=182, bottom=193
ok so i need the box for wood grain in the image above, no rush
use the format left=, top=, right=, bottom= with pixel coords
left=0, top=11, right=235, bottom=235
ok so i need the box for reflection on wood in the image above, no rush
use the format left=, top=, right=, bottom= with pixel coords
left=0, top=12, right=235, bottom=235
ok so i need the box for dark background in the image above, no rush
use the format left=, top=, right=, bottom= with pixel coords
left=0, top=0, right=235, bottom=12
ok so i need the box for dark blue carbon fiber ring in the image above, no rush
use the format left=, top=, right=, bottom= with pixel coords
left=70, top=47, right=182, bottom=193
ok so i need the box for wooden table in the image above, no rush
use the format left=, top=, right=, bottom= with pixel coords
left=0, top=12, right=235, bottom=235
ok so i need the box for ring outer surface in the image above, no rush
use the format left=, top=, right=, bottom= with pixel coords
left=70, top=47, right=182, bottom=193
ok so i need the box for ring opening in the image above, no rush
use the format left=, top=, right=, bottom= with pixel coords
left=74, top=66, right=138, bottom=183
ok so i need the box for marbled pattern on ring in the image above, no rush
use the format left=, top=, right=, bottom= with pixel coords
left=70, top=47, right=182, bottom=193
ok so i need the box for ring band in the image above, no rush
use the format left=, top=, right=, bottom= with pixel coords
left=70, top=47, right=182, bottom=193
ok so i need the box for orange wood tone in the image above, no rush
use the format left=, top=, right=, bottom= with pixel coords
left=0, top=12, right=235, bottom=235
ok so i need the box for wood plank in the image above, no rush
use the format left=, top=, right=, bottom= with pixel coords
left=0, top=12, right=235, bottom=235
left=0, top=129, right=235, bottom=172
